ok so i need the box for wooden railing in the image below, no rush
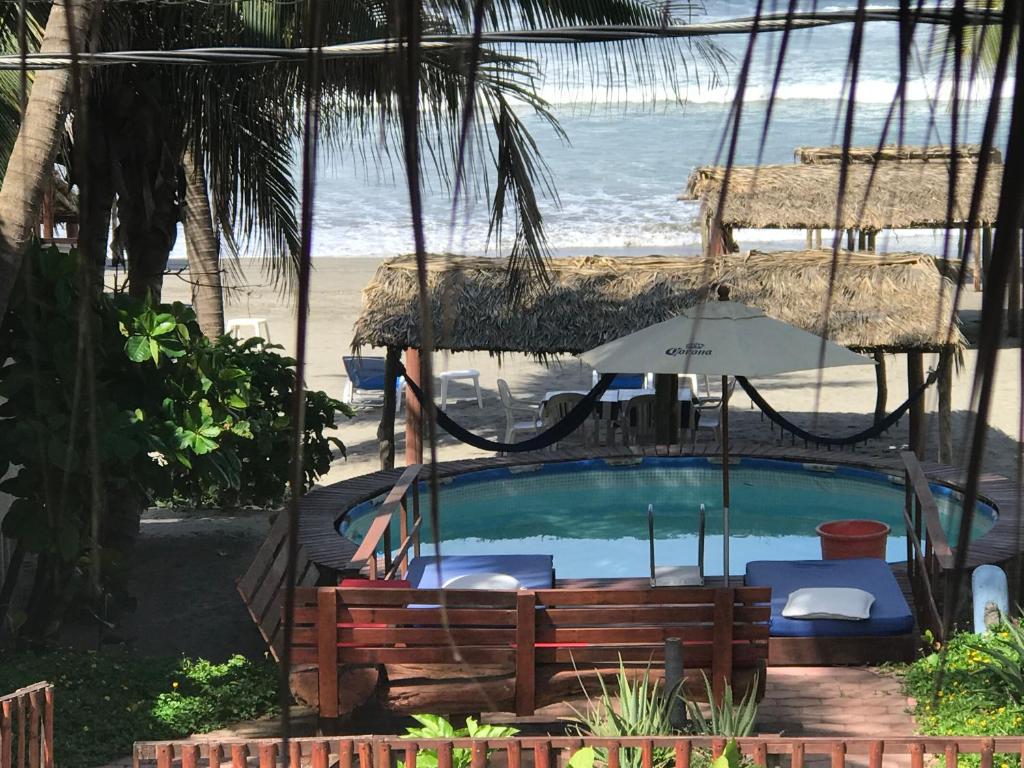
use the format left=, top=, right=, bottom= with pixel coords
left=901, top=451, right=955, bottom=641
left=291, top=586, right=769, bottom=719
left=134, top=735, right=1024, bottom=768
left=350, top=464, right=423, bottom=580
left=0, top=682, right=55, bottom=768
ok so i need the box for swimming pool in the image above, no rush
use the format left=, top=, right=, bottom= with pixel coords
left=340, top=457, right=998, bottom=579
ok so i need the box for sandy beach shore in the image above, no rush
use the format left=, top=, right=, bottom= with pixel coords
left=159, top=257, right=1022, bottom=484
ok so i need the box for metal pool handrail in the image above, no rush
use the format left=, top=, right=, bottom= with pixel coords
left=350, top=464, right=423, bottom=579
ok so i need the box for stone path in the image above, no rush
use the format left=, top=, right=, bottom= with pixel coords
left=760, top=667, right=915, bottom=737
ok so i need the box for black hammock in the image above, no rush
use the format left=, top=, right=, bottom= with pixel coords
left=735, top=367, right=938, bottom=448
left=398, top=363, right=615, bottom=453
left=398, top=363, right=937, bottom=452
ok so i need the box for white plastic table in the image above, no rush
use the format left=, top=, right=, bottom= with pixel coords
left=439, top=369, right=484, bottom=409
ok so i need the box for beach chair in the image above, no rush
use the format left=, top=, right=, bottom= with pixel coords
left=497, top=379, right=541, bottom=447
left=539, top=392, right=584, bottom=451
left=226, top=317, right=271, bottom=343
left=621, top=394, right=656, bottom=446
left=342, top=355, right=404, bottom=407
left=693, top=377, right=735, bottom=447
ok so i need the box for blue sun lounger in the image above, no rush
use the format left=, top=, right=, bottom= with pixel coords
left=342, top=355, right=404, bottom=405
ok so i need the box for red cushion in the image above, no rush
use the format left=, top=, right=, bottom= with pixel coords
left=339, top=578, right=412, bottom=589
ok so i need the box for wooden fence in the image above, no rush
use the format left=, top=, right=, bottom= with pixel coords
left=0, top=682, right=54, bottom=768
left=901, top=451, right=955, bottom=641
left=134, top=735, right=1024, bottom=768
left=349, top=464, right=423, bottom=580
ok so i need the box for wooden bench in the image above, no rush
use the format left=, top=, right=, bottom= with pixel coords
left=291, top=585, right=770, bottom=719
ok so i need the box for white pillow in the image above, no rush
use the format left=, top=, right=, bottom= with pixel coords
left=441, top=572, right=523, bottom=591
left=782, top=587, right=875, bottom=621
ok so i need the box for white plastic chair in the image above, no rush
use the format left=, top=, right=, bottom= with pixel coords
left=539, top=392, right=584, bottom=451
left=693, top=377, right=736, bottom=447
left=226, top=318, right=270, bottom=342
left=497, top=379, right=541, bottom=447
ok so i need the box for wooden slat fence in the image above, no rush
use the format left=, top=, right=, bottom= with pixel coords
left=134, top=735, right=1024, bottom=768
left=901, top=451, right=955, bottom=640
left=290, top=585, right=770, bottom=718
left=0, top=682, right=54, bottom=768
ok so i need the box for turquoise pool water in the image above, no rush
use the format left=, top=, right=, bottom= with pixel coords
left=340, top=458, right=998, bottom=579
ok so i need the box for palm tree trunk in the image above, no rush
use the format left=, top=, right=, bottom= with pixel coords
left=183, top=150, right=223, bottom=337
left=0, top=0, right=97, bottom=317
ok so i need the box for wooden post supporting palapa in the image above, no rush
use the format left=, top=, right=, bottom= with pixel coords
left=868, top=230, right=876, bottom=252
left=982, top=225, right=993, bottom=286
left=907, top=352, right=926, bottom=459
left=814, top=229, right=822, bottom=248
left=404, top=348, right=424, bottom=465
left=846, top=229, right=855, bottom=251
left=937, top=348, right=953, bottom=465
left=873, top=351, right=887, bottom=427
left=974, top=227, right=984, bottom=292
left=378, top=346, right=401, bottom=470
left=654, top=373, right=679, bottom=446
left=858, top=229, right=866, bottom=250
left=1008, top=230, right=1021, bottom=338
left=805, top=229, right=813, bottom=250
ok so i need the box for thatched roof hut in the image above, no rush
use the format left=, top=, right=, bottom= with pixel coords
left=794, top=144, right=1002, bottom=165
left=681, top=161, right=1002, bottom=231
left=352, top=251, right=964, bottom=355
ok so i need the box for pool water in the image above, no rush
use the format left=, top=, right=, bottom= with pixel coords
left=340, top=458, right=998, bottom=579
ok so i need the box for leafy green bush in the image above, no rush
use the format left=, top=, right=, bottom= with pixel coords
left=398, top=715, right=520, bottom=768
left=0, top=649, right=278, bottom=768
left=906, top=627, right=1024, bottom=768
left=0, top=245, right=350, bottom=635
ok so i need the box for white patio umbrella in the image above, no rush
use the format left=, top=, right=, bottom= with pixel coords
left=580, top=299, right=873, bottom=585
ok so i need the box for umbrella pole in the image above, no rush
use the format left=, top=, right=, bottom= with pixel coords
left=721, top=374, right=730, bottom=587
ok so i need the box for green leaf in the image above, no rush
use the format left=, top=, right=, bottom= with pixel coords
left=125, top=335, right=151, bottom=363
left=219, top=368, right=248, bottom=381
left=567, top=748, right=596, bottom=768
left=151, top=315, right=178, bottom=336
left=227, top=392, right=249, bottom=409
left=149, top=337, right=161, bottom=364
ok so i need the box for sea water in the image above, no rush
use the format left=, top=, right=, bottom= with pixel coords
left=168, top=1, right=1012, bottom=263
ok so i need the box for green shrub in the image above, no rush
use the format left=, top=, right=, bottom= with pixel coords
left=0, top=649, right=278, bottom=768
left=0, top=245, right=351, bottom=635
left=906, top=627, right=1024, bottom=768
left=686, top=673, right=759, bottom=737
left=398, top=715, right=520, bottom=768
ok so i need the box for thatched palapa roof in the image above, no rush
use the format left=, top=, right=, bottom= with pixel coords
left=794, top=144, right=1002, bottom=165
left=682, top=161, right=1002, bottom=230
left=352, top=252, right=964, bottom=355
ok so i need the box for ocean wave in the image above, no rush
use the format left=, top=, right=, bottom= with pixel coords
left=534, top=76, right=1015, bottom=108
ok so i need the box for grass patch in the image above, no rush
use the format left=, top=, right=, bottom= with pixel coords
left=906, top=629, right=1024, bottom=768
left=0, top=649, right=278, bottom=768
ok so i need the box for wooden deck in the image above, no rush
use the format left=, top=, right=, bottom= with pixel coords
left=297, top=444, right=1019, bottom=576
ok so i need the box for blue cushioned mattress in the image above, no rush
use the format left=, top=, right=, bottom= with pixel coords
left=745, top=558, right=914, bottom=637
left=407, top=554, right=555, bottom=590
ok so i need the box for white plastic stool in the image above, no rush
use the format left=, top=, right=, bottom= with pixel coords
left=438, top=369, right=483, bottom=409
left=226, top=317, right=271, bottom=342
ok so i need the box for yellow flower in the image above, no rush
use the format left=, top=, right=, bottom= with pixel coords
left=172, top=681, right=179, bottom=690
